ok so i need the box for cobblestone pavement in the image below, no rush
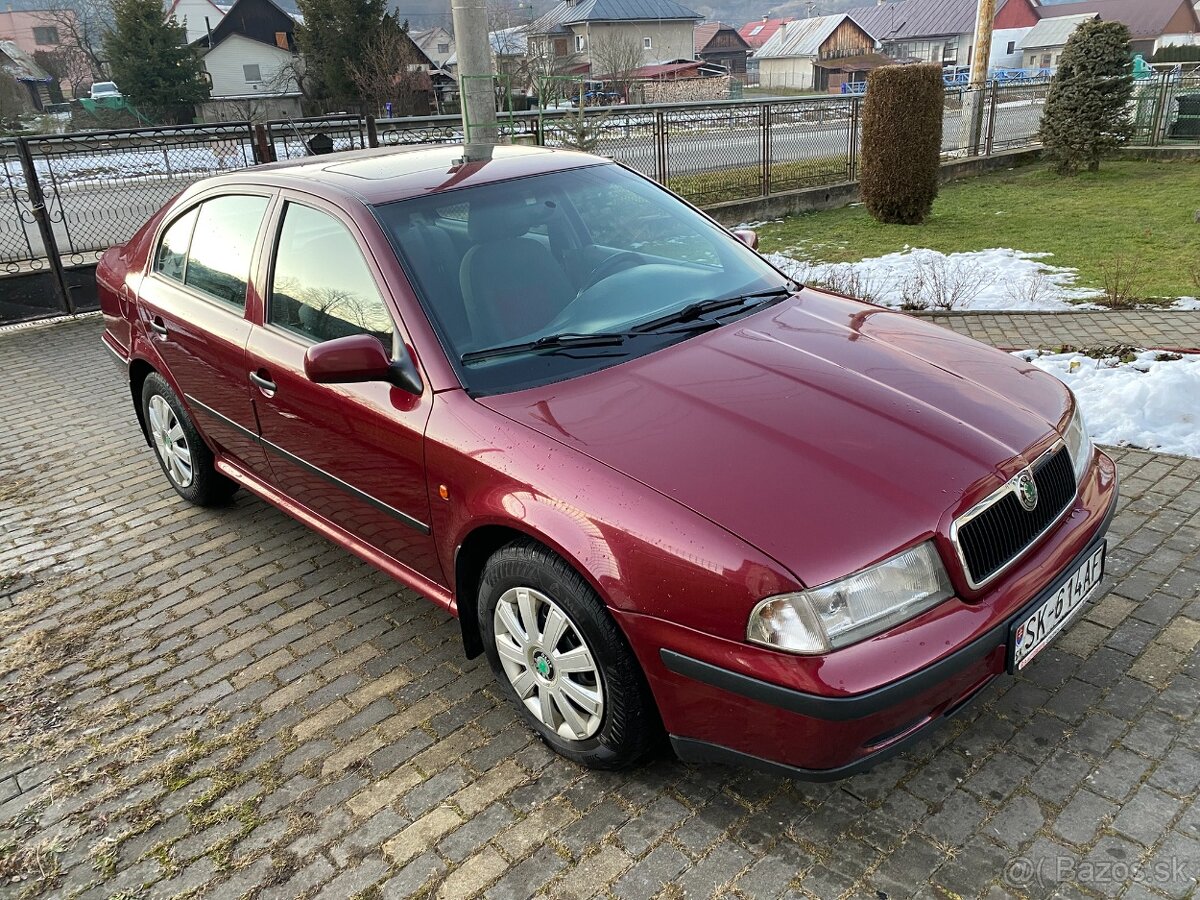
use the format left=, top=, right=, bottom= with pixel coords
left=925, top=311, right=1200, bottom=353
left=2, top=318, right=1199, bottom=900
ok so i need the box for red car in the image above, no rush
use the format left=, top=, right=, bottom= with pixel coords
left=98, top=145, right=1117, bottom=778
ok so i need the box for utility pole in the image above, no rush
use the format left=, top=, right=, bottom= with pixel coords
left=451, top=0, right=499, bottom=160
left=968, top=0, right=996, bottom=90
left=960, top=0, right=996, bottom=155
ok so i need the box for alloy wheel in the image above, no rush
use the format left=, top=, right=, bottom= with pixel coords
left=147, top=394, right=193, bottom=488
left=493, top=586, right=604, bottom=741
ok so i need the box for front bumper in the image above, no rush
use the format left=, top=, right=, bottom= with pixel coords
left=621, top=450, right=1119, bottom=779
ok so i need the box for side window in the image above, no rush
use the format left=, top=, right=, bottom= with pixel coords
left=269, top=203, right=394, bottom=346
left=154, top=207, right=198, bottom=281
left=184, top=195, right=269, bottom=308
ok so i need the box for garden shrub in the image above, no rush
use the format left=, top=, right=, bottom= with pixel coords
left=858, top=62, right=944, bottom=225
left=1039, top=20, right=1134, bottom=176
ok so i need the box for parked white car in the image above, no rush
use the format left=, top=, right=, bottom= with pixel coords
left=89, top=81, right=121, bottom=99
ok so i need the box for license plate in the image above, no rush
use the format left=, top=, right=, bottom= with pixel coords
left=1009, top=543, right=1105, bottom=671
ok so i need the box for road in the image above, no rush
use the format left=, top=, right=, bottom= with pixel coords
left=0, top=102, right=1044, bottom=267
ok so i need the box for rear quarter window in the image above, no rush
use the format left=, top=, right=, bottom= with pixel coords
left=183, top=195, right=270, bottom=308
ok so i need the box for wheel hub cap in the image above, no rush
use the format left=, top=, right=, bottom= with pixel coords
left=493, top=586, right=604, bottom=742
left=147, top=394, right=193, bottom=489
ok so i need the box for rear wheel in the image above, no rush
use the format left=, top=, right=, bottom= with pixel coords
left=141, top=373, right=237, bottom=506
left=478, top=540, right=659, bottom=769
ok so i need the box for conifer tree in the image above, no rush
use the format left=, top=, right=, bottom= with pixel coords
left=105, top=0, right=208, bottom=124
left=1039, top=20, right=1134, bottom=175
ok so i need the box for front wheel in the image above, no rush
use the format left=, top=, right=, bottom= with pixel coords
left=478, top=541, right=659, bottom=769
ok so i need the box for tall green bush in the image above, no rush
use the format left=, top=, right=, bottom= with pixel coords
left=858, top=63, right=944, bottom=225
left=1039, top=20, right=1134, bottom=176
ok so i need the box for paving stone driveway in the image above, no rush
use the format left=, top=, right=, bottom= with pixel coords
left=1, top=318, right=1199, bottom=900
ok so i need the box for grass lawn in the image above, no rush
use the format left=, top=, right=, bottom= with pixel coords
left=755, top=160, right=1200, bottom=301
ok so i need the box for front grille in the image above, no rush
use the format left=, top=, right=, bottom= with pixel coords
left=955, top=446, right=1076, bottom=587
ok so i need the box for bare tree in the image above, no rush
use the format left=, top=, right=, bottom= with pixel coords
left=33, top=0, right=110, bottom=97
left=347, top=26, right=431, bottom=116
left=589, top=32, right=644, bottom=102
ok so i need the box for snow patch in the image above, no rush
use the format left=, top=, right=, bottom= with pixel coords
left=770, top=247, right=1198, bottom=312
left=1014, top=349, right=1200, bottom=458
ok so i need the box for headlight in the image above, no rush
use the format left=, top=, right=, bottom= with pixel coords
left=746, top=541, right=953, bottom=654
left=1063, top=401, right=1093, bottom=484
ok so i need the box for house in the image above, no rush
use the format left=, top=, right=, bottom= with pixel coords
left=411, top=26, right=455, bottom=71
left=166, top=0, right=227, bottom=45
left=694, top=22, right=749, bottom=77
left=527, top=0, right=701, bottom=78
left=845, top=0, right=978, bottom=68
left=1018, top=13, right=1097, bottom=69
left=1035, top=0, right=1200, bottom=57
left=443, top=26, right=527, bottom=91
left=0, top=38, right=52, bottom=110
left=737, top=17, right=790, bottom=50
left=992, top=0, right=1041, bottom=68
left=753, top=13, right=877, bottom=92
left=193, top=0, right=303, bottom=121
left=0, top=0, right=89, bottom=96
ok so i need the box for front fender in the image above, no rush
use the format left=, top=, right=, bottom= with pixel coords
left=424, top=390, right=802, bottom=646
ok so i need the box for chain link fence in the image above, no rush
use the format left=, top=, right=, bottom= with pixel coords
left=4, top=77, right=1197, bottom=323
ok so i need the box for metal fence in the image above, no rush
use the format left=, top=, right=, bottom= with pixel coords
left=3, top=74, right=1196, bottom=319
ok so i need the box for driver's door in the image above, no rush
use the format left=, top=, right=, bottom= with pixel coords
left=245, top=195, right=443, bottom=583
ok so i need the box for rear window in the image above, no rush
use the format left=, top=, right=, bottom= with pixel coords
left=183, top=195, right=269, bottom=308
left=154, top=208, right=198, bottom=282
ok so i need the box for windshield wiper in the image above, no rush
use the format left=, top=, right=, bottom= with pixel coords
left=461, top=332, right=630, bottom=365
left=632, top=286, right=795, bottom=333
left=460, top=319, right=721, bottom=365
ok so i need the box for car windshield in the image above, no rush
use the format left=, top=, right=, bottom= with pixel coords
left=92, top=82, right=117, bottom=92
left=373, top=163, right=791, bottom=395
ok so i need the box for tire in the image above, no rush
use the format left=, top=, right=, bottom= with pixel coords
left=141, top=372, right=237, bottom=507
left=478, top=540, right=659, bottom=769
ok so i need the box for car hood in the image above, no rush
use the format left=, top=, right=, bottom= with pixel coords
left=478, top=290, right=1071, bottom=587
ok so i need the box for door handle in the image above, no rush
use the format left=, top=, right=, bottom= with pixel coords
left=149, top=317, right=168, bottom=337
left=249, top=371, right=277, bottom=394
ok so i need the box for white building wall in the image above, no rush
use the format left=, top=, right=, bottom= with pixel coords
left=991, top=27, right=1032, bottom=68
left=203, top=33, right=298, bottom=98
left=576, top=20, right=696, bottom=67
left=171, top=0, right=224, bottom=45
left=1156, top=33, right=1200, bottom=51
left=756, top=56, right=815, bottom=90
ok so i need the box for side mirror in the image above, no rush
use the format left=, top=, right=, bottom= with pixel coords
left=304, top=333, right=423, bottom=395
left=732, top=228, right=759, bottom=250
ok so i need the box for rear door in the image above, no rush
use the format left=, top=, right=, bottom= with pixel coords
left=137, top=192, right=274, bottom=476
left=244, top=194, right=443, bottom=584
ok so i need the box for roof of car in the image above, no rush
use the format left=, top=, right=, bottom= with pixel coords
left=197, top=143, right=608, bottom=206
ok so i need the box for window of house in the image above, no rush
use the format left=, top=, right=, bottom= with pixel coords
left=554, top=38, right=568, bottom=56
left=275, top=31, right=289, bottom=49
left=1006, top=41, right=1015, bottom=54
left=643, top=36, right=652, bottom=50
left=184, top=195, right=269, bottom=308
left=243, top=64, right=262, bottom=83
left=270, top=204, right=394, bottom=346
left=941, top=39, right=958, bottom=64
left=437, top=42, right=449, bottom=53
left=574, top=34, right=585, bottom=52
left=1041, top=53, right=1052, bottom=67
left=33, top=26, right=59, bottom=45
